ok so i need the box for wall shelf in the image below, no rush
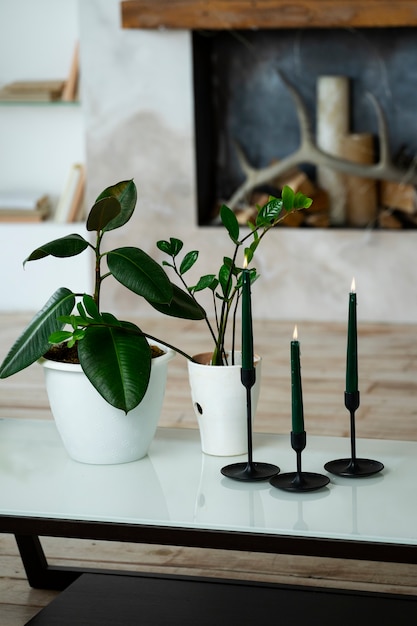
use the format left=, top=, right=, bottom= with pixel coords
left=121, top=0, right=417, bottom=30
left=0, top=101, right=80, bottom=107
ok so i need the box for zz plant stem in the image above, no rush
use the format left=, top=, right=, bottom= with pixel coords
left=157, top=186, right=312, bottom=366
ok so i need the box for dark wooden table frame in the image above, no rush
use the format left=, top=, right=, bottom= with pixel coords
left=2, top=513, right=416, bottom=591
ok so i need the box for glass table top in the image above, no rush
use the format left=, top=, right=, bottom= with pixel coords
left=0, top=418, right=416, bottom=547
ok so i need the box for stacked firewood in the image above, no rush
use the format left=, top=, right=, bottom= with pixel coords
left=231, top=167, right=417, bottom=229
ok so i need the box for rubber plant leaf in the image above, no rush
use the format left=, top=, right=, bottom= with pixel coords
left=107, top=247, right=173, bottom=304
left=147, top=283, right=206, bottom=320
left=78, top=322, right=151, bottom=413
left=86, top=196, right=121, bottom=232
left=95, top=179, right=138, bottom=232
left=23, top=234, right=89, bottom=266
left=0, top=287, right=75, bottom=378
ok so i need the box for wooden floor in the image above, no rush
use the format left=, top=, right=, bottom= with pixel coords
left=1, top=314, right=417, bottom=624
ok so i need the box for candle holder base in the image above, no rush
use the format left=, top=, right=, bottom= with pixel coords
left=269, top=431, right=329, bottom=492
left=221, top=462, right=280, bottom=482
left=324, top=458, right=384, bottom=477
left=325, top=392, right=384, bottom=477
left=270, top=471, right=329, bottom=492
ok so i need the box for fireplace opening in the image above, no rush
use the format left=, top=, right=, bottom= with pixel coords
left=192, top=27, right=417, bottom=229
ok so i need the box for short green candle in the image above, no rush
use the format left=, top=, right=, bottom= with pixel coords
left=346, top=279, right=358, bottom=393
left=241, top=266, right=254, bottom=370
left=291, top=326, right=304, bottom=434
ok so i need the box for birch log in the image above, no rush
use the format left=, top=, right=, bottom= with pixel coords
left=342, top=133, right=377, bottom=227
left=317, top=76, right=349, bottom=226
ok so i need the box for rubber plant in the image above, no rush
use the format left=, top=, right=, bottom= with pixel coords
left=156, top=186, right=312, bottom=365
left=0, top=180, right=204, bottom=412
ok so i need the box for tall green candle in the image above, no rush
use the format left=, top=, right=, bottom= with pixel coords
left=241, top=261, right=254, bottom=370
left=346, top=278, right=358, bottom=393
left=291, top=325, right=304, bottom=434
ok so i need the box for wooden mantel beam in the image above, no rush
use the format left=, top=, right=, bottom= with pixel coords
left=121, top=1, right=417, bottom=30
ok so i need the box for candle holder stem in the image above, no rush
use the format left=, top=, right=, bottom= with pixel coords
left=270, top=431, right=330, bottom=492
left=244, top=371, right=255, bottom=467
left=324, top=391, right=384, bottom=477
left=296, top=448, right=302, bottom=475
left=221, top=368, right=279, bottom=482
left=347, top=391, right=359, bottom=471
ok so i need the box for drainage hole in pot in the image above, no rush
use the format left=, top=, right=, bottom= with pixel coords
left=195, top=402, right=203, bottom=415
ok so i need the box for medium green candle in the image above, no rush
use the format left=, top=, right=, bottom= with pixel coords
left=346, top=278, right=358, bottom=393
left=291, top=325, right=304, bottom=434
left=241, top=262, right=254, bottom=370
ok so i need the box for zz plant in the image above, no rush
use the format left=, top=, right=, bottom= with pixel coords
left=0, top=180, right=204, bottom=412
left=156, top=186, right=312, bottom=365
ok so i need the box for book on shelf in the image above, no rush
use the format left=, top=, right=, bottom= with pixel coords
left=55, top=163, right=85, bottom=223
left=0, top=193, right=51, bottom=222
left=61, top=42, right=79, bottom=102
left=0, top=80, right=65, bottom=102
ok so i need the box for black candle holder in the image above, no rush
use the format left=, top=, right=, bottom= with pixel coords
left=324, top=391, right=384, bottom=477
left=221, top=369, right=280, bottom=482
left=270, top=431, right=330, bottom=492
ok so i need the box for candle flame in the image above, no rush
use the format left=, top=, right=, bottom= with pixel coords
left=293, top=325, right=298, bottom=340
left=243, top=255, right=248, bottom=269
left=351, top=277, right=356, bottom=293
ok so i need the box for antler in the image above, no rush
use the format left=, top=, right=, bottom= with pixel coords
left=227, top=71, right=417, bottom=209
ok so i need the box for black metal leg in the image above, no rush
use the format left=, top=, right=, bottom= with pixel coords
left=15, top=535, right=82, bottom=590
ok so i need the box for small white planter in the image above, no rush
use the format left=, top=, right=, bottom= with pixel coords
left=42, top=345, right=175, bottom=465
left=187, top=351, right=262, bottom=456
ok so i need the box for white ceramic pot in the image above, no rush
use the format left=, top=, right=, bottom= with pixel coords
left=187, top=351, right=262, bottom=456
left=42, top=344, right=175, bottom=465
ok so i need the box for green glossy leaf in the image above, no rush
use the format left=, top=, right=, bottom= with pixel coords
left=76, top=301, right=88, bottom=322
left=157, top=238, right=183, bottom=257
left=107, top=247, right=173, bottom=304
left=59, top=314, right=85, bottom=327
left=244, top=247, right=254, bottom=264
left=78, top=323, right=151, bottom=412
left=282, top=185, right=295, bottom=211
left=49, top=330, right=74, bottom=344
left=180, top=250, right=198, bottom=275
left=191, top=274, right=217, bottom=293
left=249, top=237, right=260, bottom=256
left=147, top=284, right=206, bottom=320
left=256, top=197, right=284, bottom=226
left=294, top=191, right=313, bottom=209
left=86, top=196, right=121, bottom=232
left=0, top=288, right=75, bottom=378
left=219, top=263, right=233, bottom=298
left=223, top=256, right=240, bottom=276
left=23, top=234, right=89, bottom=266
left=82, top=294, right=100, bottom=320
left=95, top=179, right=138, bottom=232
left=220, top=204, right=240, bottom=243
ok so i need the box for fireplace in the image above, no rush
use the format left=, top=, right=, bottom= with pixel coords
left=122, top=2, right=417, bottom=229
left=77, top=1, right=417, bottom=322
left=191, top=27, right=417, bottom=227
